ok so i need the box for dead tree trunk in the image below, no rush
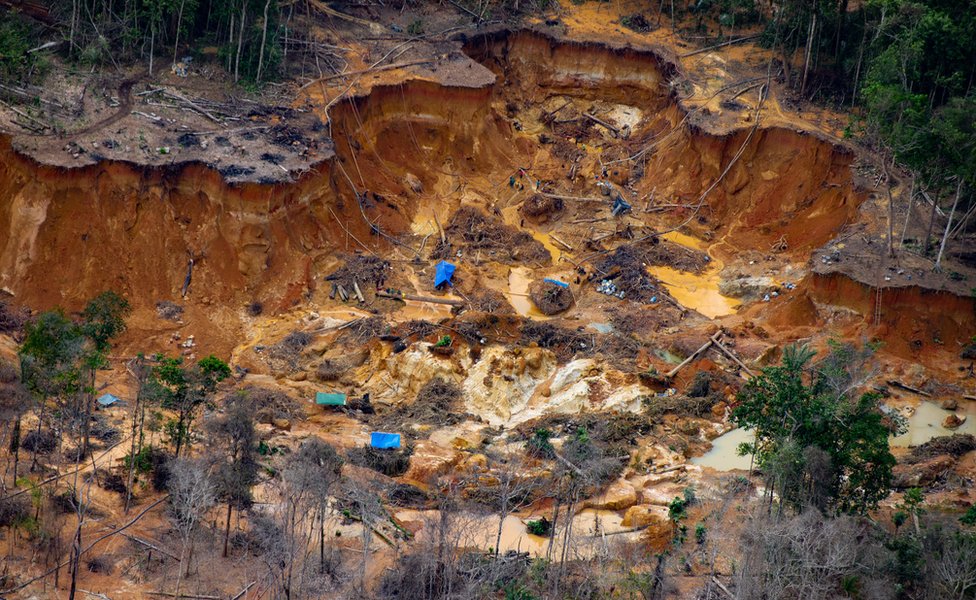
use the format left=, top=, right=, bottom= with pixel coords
left=235, top=1, right=247, bottom=82
left=256, top=0, right=272, bottom=82
left=934, top=180, right=963, bottom=271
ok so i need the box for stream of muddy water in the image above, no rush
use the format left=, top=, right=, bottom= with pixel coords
left=647, top=232, right=740, bottom=319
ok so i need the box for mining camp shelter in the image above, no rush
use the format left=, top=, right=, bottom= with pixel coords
left=316, top=392, right=347, bottom=407
left=370, top=432, right=401, bottom=449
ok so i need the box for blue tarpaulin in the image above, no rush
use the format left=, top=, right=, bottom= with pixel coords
left=611, top=196, right=632, bottom=216
left=434, top=261, right=456, bottom=287
left=97, top=393, right=121, bottom=407
left=316, top=392, right=347, bottom=406
left=544, top=278, right=569, bottom=289
left=370, top=432, right=401, bottom=449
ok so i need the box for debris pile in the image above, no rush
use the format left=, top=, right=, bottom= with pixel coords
left=530, top=280, right=574, bottom=314
left=436, top=206, right=552, bottom=265
left=596, top=279, right=625, bottom=299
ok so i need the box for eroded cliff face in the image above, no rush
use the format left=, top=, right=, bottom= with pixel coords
left=809, top=272, right=976, bottom=361
left=0, top=29, right=947, bottom=359
left=0, top=138, right=344, bottom=305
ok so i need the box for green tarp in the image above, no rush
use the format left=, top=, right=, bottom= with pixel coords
left=316, top=392, right=347, bottom=406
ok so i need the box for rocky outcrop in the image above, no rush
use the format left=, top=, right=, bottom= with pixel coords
left=586, top=479, right=638, bottom=511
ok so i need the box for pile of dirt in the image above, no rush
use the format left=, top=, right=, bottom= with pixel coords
left=392, top=320, right=440, bottom=342
left=0, top=301, right=27, bottom=333
left=316, top=347, right=370, bottom=382
left=346, top=445, right=413, bottom=477
left=638, top=238, right=709, bottom=273
left=621, top=13, right=653, bottom=32
left=436, top=206, right=551, bottom=265
left=595, top=245, right=667, bottom=303
left=339, top=317, right=390, bottom=343
left=905, top=434, right=976, bottom=464
left=520, top=194, right=564, bottom=223
left=155, top=300, right=184, bottom=321
left=640, top=392, right=716, bottom=422
left=372, top=377, right=466, bottom=435
left=467, top=287, right=516, bottom=314
left=607, top=304, right=686, bottom=340
left=520, top=320, right=591, bottom=362
left=326, top=255, right=391, bottom=289
left=529, top=280, right=574, bottom=315
left=265, top=331, right=312, bottom=373
left=239, top=386, right=307, bottom=424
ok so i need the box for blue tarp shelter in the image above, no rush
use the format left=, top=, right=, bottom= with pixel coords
left=370, top=432, right=401, bottom=449
left=316, top=392, right=347, bottom=406
left=611, top=196, right=632, bottom=216
left=97, top=393, right=121, bottom=408
left=434, top=261, right=456, bottom=287
left=544, top=278, right=569, bottom=289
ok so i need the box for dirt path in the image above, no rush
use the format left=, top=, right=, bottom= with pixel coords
left=69, top=72, right=145, bottom=138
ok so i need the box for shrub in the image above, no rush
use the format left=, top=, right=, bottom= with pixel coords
left=346, top=445, right=413, bottom=477
left=0, top=495, right=30, bottom=528
left=526, top=517, right=552, bottom=536
left=527, top=428, right=555, bottom=459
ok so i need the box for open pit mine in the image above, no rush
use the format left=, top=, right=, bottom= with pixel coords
left=0, top=1, right=974, bottom=598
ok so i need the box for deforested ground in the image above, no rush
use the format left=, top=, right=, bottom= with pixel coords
left=0, top=0, right=974, bottom=598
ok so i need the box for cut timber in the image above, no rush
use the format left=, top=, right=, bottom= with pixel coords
left=680, top=34, right=762, bottom=57
left=711, top=577, right=735, bottom=600
left=549, top=233, right=574, bottom=251
left=336, top=284, right=349, bottom=302
left=352, top=279, right=366, bottom=303
left=146, top=593, right=221, bottom=600
left=121, top=533, right=179, bottom=561
left=665, top=340, right=713, bottom=378
left=540, top=192, right=607, bottom=203
left=377, top=290, right=464, bottom=306
left=299, top=59, right=433, bottom=89
left=433, top=211, right=446, bottom=244
left=710, top=333, right=755, bottom=377
left=964, top=395, right=976, bottom=401
left=887, top=380, right=932, bottom=397
left=163, top=89, right=221, bottom=123
left=583, top=112, right=619, bottom=136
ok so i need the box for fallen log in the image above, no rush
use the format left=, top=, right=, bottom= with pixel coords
left=886, top=380, right=932, bottom=397
left=146, top=592, right=221, bottom=600
left=665, top=339, right=713, bottom=378
left=964, top=394, right=976, bottom=401
left=710, top=333, right=755, bottom=377
left=583, top=112, right=619, bottom=136
left=680, top=34, right=762, bottom=57
left=121, top=533, right=179, bottom=561
left=711, top=576, right=735, bottom=600
left=163, top=89, right=221, bottom=123
left=377, top=290, right=464, bottom=306
left=540, top=192, right=607, bottom=203
left=549, top=233, right=574, bottom=251
left=299, top=59, right=433, bottom=89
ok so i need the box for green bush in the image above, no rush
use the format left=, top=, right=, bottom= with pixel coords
left=526, top=517, right=551, bottom=536
left=0, top=18, right=31, bottom=83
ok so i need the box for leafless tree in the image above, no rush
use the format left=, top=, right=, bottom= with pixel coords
left=733, top=510, right=893, bottom=600
left=931, top=529, right=976, bottom=600
left=168, top=457, right=216, bottom=600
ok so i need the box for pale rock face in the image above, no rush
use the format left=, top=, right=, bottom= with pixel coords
left=462, top=345, right=556, bottom=426
left=402, top=440, right=462, bottom=485
left=621, top=504, right=670, bottom=528
left=463, top=353, right=645, bottom=427
left=368, top=343, right=471, bottom=406
left=586, top=479, right=639, bottom=511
